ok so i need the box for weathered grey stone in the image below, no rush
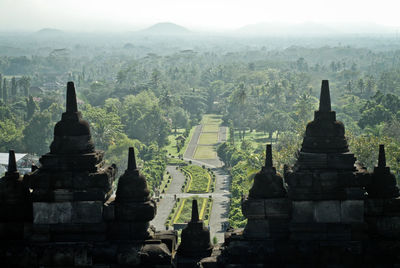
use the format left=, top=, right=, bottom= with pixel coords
left=365, top=199, right=384, bottom=216
left=54, top=189, right=74, bottom=202
left=292, top=201, right=314, bottom=222
left=243, top=219, right=270, bottom=239
left=140, top=242, right=172, bottom=265
left=199, top=256, right=219, bottom=268
left=115, top=200, right=156, bottom=222
left=319, top=172, right=339, bottom=189
left=117, top=245, right=141, bottom=266
left=314, top=200, right=341, bottom=223
left=74, top=247, right=92, bottom=266
left=344, top=187, right=365, bottom=199
left=103, top=202, right=115, bottom=221
left=376, top=216, right=400, bottom=238
left=242, top=199, right=265, bottom=219
left=72, top=201, right=103, bottom=223
left=33, top=202, right=72, bottom=224
left=264, top=198, right=290, bottom=218
left=33, top=201, right=103, bottom=224
left=341, top=200, right=364, bottom=223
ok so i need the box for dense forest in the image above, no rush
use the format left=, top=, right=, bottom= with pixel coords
left=1, top=32, right=400, bottom=227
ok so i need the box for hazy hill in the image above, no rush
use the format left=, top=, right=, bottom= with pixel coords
left=237, top=22, right=397, bottom=36
left=238, top=22, right=337, bottom=36
left=138, top=22, right=191, bottom=35
left=35, top=28, right=64, bottom=35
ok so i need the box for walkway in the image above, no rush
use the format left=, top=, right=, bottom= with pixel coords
left=183, top=125, right=202, bottom=159
left=150, top=166, right=186, bottom=230
left=152, top=115, right=231, bottom=242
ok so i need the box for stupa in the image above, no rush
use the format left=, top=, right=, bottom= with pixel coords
left=177, top=199, right=212, bottom=264
left=0, top=150, right=32, bottom=239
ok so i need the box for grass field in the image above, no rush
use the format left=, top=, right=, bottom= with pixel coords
left=198, top=133, right=219, bottom=144
left=232, top=130, right=277, bottom=150
left=201, top=114, right=223, bottom=125
left=172, top=196, right=212, bottom=225
left=193, top=146, right=217, bottom=159
left=181, top=165, right=212, bottom=193
left=192, top=114, right=223, bottom=159
left=203, top=124, right=219, bottom=132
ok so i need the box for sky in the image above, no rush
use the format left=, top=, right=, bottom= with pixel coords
left=0, top=0, right=400, bottom=32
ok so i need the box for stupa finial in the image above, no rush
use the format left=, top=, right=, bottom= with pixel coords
left=378, top=144, right=386, bottom=168
left=127, top=147, right=137, bottom=170
left=191, top=199, right=199, bottom=222
left=319, top=80, right=331, bottom=112
left=7, top=149, right=17, bottom=174
left=66, top=81, right=78, bottom=113
left=265, top=144, right=273, bottom=169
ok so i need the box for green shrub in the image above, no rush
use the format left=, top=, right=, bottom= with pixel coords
left=213, top=236, right=218, bottom=245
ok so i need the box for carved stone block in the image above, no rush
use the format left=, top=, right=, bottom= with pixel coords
left=242, top=199, right=265, bottom=219
left=341, top=200, right=364, bottom=223
left=314, top=200, right=341, bottom=223
left=264, top=198, right=290, bottom=218
left=33, top=202, right=72, bottom=224
left=243, top=219, right=270, bottom=239
left=292, top=201, right=314, bottom=222
left=71, top=201, right=103, bottom=223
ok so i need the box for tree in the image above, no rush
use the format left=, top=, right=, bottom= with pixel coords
left=2, top=78, right=7, bottom=103
left=170, top=107, right=189, bottom=134
left=116, top=70, right=127, bottom=85
left=150, top=68, right=161, bottom=90
left=292, top=93, right=318, bottom=128
left=357, top=78, right=364, bottom=96
left=358, top=105, right=392, bottom=129
left=23, top=111, right=53, bottom=155
left=18, top=76, right=31, bottom=97
left=104, top=98, right=122, bottom=115
left=0, top=119, right=23, bottom=151
left=82, top=105, right=124, bottom=150
left=122, top=91, right=171, bottom=147
left=26, top=96, right=38, bottom=121
left=11, top=77, right=17, bottom=99
left=106, top=134, right=143, bottom=176
left=0, top=73, right=2, bottom=100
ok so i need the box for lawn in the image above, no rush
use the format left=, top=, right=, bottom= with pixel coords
left=193, top=146, right=217, bottom=159
left=202, top=124, right=219, bottom=132
left=232, top=130, right=277, bottom=150
left=198, top=133, right=218, bottom=144
left=170, top=196, right=213, bottom=226
left=201, top=114, right=222, bottom=125
left=167, top=157, right=188, bottom=166
left=181, top=165, right=212, bottom=193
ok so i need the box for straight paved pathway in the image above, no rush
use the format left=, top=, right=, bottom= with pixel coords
left=150, top=166, right=186, bottom=230
left=184, top=125, right=202, bottom=159
left=152, top=116, right=231, bottom=243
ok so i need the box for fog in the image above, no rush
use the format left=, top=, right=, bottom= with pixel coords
left=1, top=0, right=400, bottom=33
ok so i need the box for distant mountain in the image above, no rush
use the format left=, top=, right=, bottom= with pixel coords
left=139, top=22, right=190, bottom=35
left=237, top=22, right=397, bottom=36
left=238, top=22, right=337, bottom=36
left=35, top=28, right=64, bottom=35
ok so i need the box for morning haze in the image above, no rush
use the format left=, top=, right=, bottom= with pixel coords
left=2, top=0, right=400, bottom=267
